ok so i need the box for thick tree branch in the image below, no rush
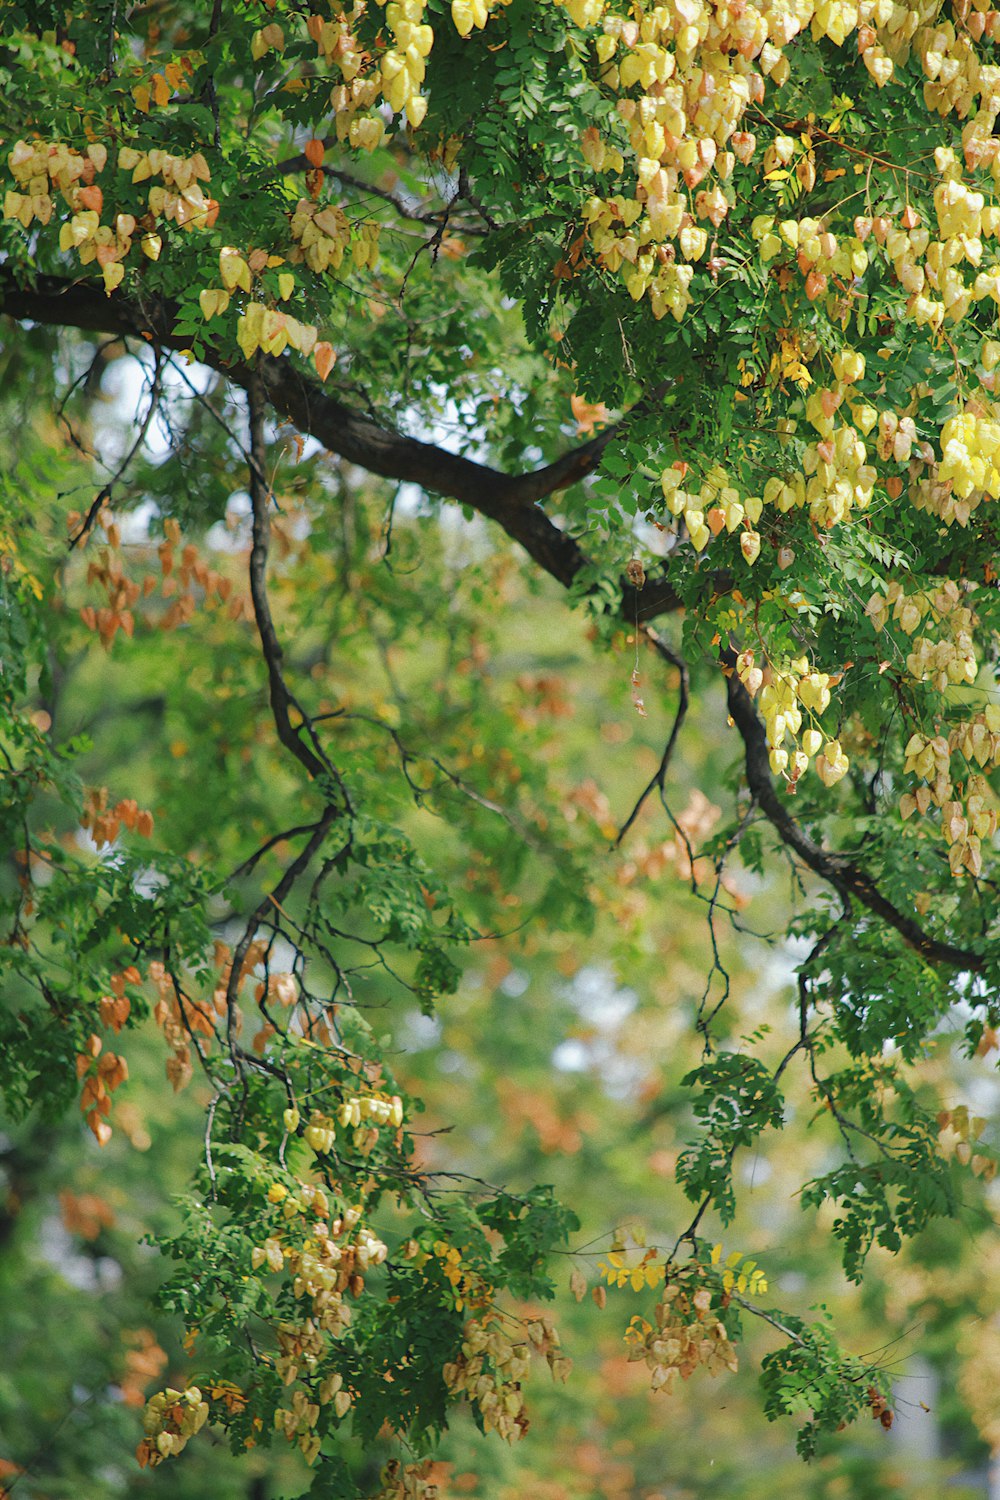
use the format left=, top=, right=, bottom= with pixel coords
left=0, top=271, right=680, bottom=620
left=724, top=666, right=986, bottom=972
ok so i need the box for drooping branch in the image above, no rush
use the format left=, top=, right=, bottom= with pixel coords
left=245, top=367, right=346, bottom=790
left=0, top=271, right=680, bottom=620
left=724, top=665, right=987, bottom=973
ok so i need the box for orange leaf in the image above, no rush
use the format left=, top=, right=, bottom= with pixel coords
left=133, top=84, right=150, bottom=113
left=100, top=995, right=131, bottom=1032
left=570, top=393, right=608, bottom=435
left=87, top=1111, right=113, bottom=1147
left=805, top=269, right=827, bottom=300
left=304, top=138, right=325, bottom=168
left=314, top=342, right=336, bottom=380
left=116, top=798, right=138, bottom=829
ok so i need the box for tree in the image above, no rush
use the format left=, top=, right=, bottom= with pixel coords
left=2, top=0, right=1000, bottom=1493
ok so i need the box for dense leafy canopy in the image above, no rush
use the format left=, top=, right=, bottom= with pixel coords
left=2, top=0, right=1000, bottom=1493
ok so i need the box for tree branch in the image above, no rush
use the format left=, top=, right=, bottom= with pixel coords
left=272, top=156, right=489, bottom=236
left=0, top=271, right=680, bottom=619
left=224, top=808, right=338, bottom=1061
left=723, top=664, right=986, bottom=972
left=246, top=369, right=352, bottom=802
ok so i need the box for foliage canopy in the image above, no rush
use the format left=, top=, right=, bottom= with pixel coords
left=3, top=0, right=1000, bottom=1493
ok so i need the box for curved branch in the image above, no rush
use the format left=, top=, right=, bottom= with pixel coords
left=0, top=270, right=680, bottom=620
left=724, top=665, right=986, bottom=972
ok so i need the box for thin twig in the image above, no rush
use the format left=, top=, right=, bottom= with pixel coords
left=69, top=347, right=164, bottom=547
left=615, top=630, right=690, bottom=847
left=272, top=154, right=490, bottom=237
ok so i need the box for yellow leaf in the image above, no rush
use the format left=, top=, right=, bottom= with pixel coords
left=199, top=287, right=230, bottom=320
left=237, top=308, right=263, bottom=361
left=220, top=249, right=252, bottom=293
left=288, top=320, right=316, bottom=357
left=710, top=1244, right=723, bottom=1265
left=152, top=72, right=170, bottom=106
left=278, top=272, right=295, bottom=301
left=133, top=84, right=150, bottom=114
left=260, top=308, right=288, bottom=355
